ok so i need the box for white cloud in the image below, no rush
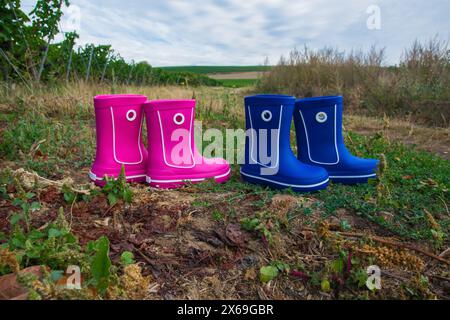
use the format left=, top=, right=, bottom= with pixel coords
left=24, top=0, right=450, bottom=66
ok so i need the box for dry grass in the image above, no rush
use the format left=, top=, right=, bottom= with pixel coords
left=1, top=82, right=448, bottom=160
left=345, top=115, right=450, bottom=159
left=258, top=39, right=450, bottom=127
left=0, top=82, right=248, bottom=120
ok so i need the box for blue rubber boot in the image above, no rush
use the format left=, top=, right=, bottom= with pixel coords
left=240, top=95, right=329, bottom=192
left=294, top=96, right=379, bottom=184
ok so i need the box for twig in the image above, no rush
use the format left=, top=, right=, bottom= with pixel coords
left=381, top=270, right=409, bottom=282
left=135, top=248, right=157, bottom=267
left=429, top=275, right=450, bottom=283
left=439, top=247, right=450, bottom=258
left=12, top=168, right=90, bottom=195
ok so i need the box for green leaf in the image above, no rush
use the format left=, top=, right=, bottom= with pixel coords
left=28, top=230, right=45, bottom=240
left=10, top=237, right=25, bottom=249
left=120, top=251, right=135, bottom=266
left=30, top=202, right=41, bottom=212
left=10, top=213, right=23, bottom=226
left=90, top=236, right=111, bottom=294
left=331, top=259, right=345, bottom=273
left=63, top=191, right=76, bottom=203
left=259, top=266, right=279, bottom=283
left=25, top=193, right=35, bottom=200
left=12, top=198, right=22, bottom=206
left=321, top=279, right=331, bottom=292
left=107, top=193, right=117, bottom=206
left=48, top=228, right=63, bottom=238
left=122, top=189, right=133, bottom=204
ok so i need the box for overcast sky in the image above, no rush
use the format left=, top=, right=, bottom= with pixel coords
left=22, top=0, right=450, bottom=66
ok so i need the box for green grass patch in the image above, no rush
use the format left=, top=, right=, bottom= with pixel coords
left=0, top=108, right=94, bottom=178
left=219, top=79, right=259, bottom=88
left=194, top=131, right=449, bottom=244
left=157, top=66, right=271, bottom=74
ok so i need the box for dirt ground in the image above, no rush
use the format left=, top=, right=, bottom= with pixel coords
left=1, top=169, right=449, bottom=300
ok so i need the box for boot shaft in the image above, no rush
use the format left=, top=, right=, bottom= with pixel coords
left=93, top=94, right=147, bottom=167
left=244, top=95, right=296, bottom=169
left=294, top=96, right=344, bottom=165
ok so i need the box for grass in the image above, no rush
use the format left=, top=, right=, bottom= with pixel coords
left=219, top=79, right=259, bottom=88
left=156, top=65, right=271, bottom=74
left=258, top=38, right=450, bottom=127
left=0, top=82, right=449, bottom=300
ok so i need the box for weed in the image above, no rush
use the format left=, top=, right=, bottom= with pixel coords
left=259, top=261, right=291, bottom=283
left=241, top=212, right=277, bottom=244
left=101, top=166, right=133, bottom=206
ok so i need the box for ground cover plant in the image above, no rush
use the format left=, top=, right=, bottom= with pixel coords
left=0, top=83, right=448, bottom=300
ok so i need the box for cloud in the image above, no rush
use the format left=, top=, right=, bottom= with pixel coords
left=24, top=0, right=450, bottom=66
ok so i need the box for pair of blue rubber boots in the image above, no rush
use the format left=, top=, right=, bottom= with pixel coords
left=240, top=95, right=379, bottom=192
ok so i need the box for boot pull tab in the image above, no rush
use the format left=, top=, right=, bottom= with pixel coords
left=315, top=111, right=328, bottom=123
left=173, top=113, right=185, bottom=125
left=126, top=110, right=137, bottom=122
left=261, top=110, right=273, bottom=122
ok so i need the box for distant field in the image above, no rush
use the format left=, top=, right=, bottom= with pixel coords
left=157, top=65, right=272, bottom=74
left=219, top=78, right=259, bottom=88
left=208, top=71, right=268, bottom=80
left=156, top=66, right=270, bottom=88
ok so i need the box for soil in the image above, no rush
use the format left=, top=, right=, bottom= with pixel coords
left=1, top=180, right=448, bottom=300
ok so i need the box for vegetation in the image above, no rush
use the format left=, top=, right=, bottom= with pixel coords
left=258, top=40, right=450, bottom=127
left=0, top=0, right=448, bottom=301
left=219, top=79, right=259, bottom=88
left=157, top=65, right=271, bottom=74
left=0, top=84, right=448, bottom=300
left=0, top=1, right=220, bottom=87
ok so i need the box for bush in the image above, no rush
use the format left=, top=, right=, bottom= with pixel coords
left=257, top=38, right=450, bottom=127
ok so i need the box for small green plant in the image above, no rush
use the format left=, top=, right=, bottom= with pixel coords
left=259, top=265, right=279, bottom=283
left=259, top=260, right=291, bottom=283
left=10, top=180, right=41, bottom=233
left=212, top=210, right=224, bottom=222
left=120, top=251, right=135, bottom=266
left=61, top=184, right=92, bottom=204
left=340, top=220, right=352, bottom=231
left=241, top=213, right=275, bottom=244
left=101, top=166, right=133, bottom=206
left=86, top=236, right=112, bottom=294
left=3, top=207, right=82, bottom=273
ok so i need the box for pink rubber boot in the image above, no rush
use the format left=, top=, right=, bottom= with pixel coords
left=143, top=99, right=231, bottom=189
left=89, top=94, right=148, bottom=186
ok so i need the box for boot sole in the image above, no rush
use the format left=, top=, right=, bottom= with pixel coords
left=146, top=169, right=231, bottom=189
left=89, top=171, right=146, bottom=186
left=240, top=170, right=329, bottom=192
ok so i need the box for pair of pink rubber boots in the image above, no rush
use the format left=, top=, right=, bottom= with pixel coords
left=89, top=94, right=231, bottom=188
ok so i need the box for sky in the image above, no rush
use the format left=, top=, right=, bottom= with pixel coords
left=22, top=0, right=450, bottom=66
